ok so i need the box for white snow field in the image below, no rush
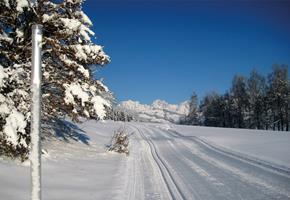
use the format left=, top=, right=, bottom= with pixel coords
left=1, top=120, right=290, bottom=200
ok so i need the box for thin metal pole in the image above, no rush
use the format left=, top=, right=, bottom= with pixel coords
left=30, top=24, right=42, bottom=200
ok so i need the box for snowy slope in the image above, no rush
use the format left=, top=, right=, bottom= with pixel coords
left=117, top=99, right=189, bottom=123
left=0, top=120, right=127, bottom=200
left=1, top=121, right=290, bottom=200
left=152, top=123, right=290, bottom=169
left=133, top=123, right=290, bottom=199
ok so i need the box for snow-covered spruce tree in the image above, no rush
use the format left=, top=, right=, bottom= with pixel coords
left=267, top=65, right=289, bottom=131
left=0, top=0, right=112, bottom=160
left=230, top=75, right=249, bottom=128
left=185, top=92, right=200, bottom=125
left=247, top=70, right=267, bottom=129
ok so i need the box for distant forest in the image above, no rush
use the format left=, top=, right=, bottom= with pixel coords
left=181, top=64, right=290, bottom=131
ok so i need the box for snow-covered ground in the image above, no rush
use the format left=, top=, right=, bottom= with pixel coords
left=170, top=124, right=290, bottom=168
left=1, top=121, right=290, bottom=199
left=0, top=120, right=128, bottom=200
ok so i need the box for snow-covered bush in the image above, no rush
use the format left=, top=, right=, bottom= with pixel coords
left=0, top=0, right=112, bottom=160
left=108, top=127, right=133, bottom=156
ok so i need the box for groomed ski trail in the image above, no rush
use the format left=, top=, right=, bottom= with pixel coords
left=124, top=123, right=290, bottom=200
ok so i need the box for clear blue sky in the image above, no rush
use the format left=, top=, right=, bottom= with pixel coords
left=83, top=1, right=290, bottom=104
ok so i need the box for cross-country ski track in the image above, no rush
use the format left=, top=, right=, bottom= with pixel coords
left=1, top=121, right=290, bottom=200
left=126, top=123, right=290, bottom=200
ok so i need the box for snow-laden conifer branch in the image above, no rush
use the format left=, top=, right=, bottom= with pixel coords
left=0, top=0, right=113, bottom=160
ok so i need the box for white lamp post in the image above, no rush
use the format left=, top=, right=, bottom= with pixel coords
left=30, top=24, right=42, bottom=200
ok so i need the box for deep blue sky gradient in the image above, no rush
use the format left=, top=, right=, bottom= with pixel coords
left=83, top=1, right=290, bottom=104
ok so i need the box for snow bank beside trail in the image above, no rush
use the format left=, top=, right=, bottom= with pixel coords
left=0, top=120, right=130, bottom=200
left=0, top=159, right=30, bottom=200
left=80, top=120, right=128, bottom=145
left=170, top=124, right=290, bottom=168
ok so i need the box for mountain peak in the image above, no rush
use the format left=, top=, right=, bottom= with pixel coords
left=117, top=99, right=189, bottom=123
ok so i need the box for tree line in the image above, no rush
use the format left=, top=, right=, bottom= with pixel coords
left=181, top=64, right=290, bottom=131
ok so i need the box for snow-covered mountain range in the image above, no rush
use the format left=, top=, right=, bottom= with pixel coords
left=117, top=99, right=189, bottom=123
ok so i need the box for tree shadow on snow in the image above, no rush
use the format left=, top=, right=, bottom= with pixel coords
left=52, top=119, right=90, bottom=145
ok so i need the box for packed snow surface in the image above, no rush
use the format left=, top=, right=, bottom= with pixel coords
left=1, top=121, right=290, bottom=200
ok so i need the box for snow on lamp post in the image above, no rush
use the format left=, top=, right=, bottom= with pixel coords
left=30, top=24, right=42, bottom=200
